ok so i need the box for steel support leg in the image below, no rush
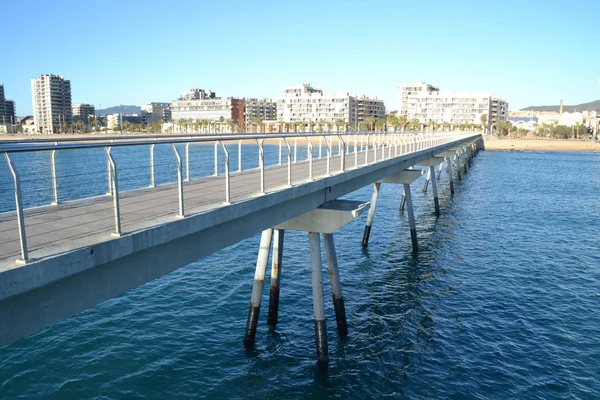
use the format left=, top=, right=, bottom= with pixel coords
left=323, top=233, right=347, bottom=338
left=403, top=183, right=418, bottom=252
left=362, top=182, right=381, bottom=247
left=267, top=229, right=284, bottom=327
left=244, top=229, right=273, bottom=348
left=309, top=232, right=328, bottom=364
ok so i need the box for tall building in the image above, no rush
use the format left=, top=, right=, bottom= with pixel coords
left=141, top=102, right=170, bottom=122
left=72, top=103, right=95, bottom=123
left=244, top=98, right=277, bottom=125
left=398, top=81, right=508, bottom=130
left=0, top=84, right=16, bottom=126
left=277, top=83, right=386, bottom=129
left=31, top=74, right=72, bottom=134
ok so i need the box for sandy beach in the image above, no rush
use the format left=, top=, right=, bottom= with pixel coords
left=484, top=138, right=600, bottom=152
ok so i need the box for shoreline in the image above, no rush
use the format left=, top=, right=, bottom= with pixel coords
left=484, top=138, right=600, bottom=152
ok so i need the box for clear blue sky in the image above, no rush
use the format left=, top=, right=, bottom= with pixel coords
left=2, top=0, right=599, bottom=115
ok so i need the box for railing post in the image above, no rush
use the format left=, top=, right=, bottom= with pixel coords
left=103, top=147, right=121, bottom=237
left=185, top=142, right=190, bottom=182
left=105, top=147, right=112, bottom=195
left=354, top=134, right=358, bottom=168
left=319, top=136, right=322, bottom=158
left=283, top=137, right=292, bottom=187
left=238, top=140, right=242, bottom=172
left=278, top=138, right=282, bottom=165
left=214, top=141, right=218, bottom=176
left=308, top=138, right=313, bottom=180
left=257, top=139, right=265, bottom=194
left=219, top=141, right=230, bottom=204
left=365, top=134, right=369, bottom=165
left=294, top=138, right=297, bottom=163
left=149, top=144, right=155, bottom=187
left=171, top=144, right=184, bottom=217
left=50, top=149, right=58, bottom=205
left=372, top=134, right=377, bottom=162
left=4, top=153, right=28, bottom=263
left=324, top=136, right=331, bottom=176
left=338, top=135, right=346, bottom=172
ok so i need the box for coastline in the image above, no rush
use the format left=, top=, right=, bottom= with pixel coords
left=484, top=138, right=600, bottom=152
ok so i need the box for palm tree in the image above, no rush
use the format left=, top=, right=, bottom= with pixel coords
left=366, top=116, right=376, bottom=131
left=309, top=121, right=315, bottom=133
left=398, top=116, right=409, bottom=132
left=480, top=114, right=488, bottom=134
left=375, top=119, right=386, bottom=132
left=409, top=118, right=420, bottom=131
left=386, top=115, right=398, bottom=132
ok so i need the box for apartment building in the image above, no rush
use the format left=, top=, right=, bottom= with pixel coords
left=398, top=81, right=508, bottom=130
left=170, top=97, right=245, bottom=128
left=357, top=96, right=386, bottom=124
left=31, top=74, right=72, bottom=134
left=72, top=103, right=95, bottom=123
left=0, top=84, right=16, bottom=126
left=179, top=88, right=216, bottom=101
left=277, top=83, right=384, bottom=128
left=244, top=98, right=277, bottom=125
left=141, top=102, right=170, bottom=122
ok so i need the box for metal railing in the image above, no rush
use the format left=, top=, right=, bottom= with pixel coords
left=0, top=131, right=480, bottom=263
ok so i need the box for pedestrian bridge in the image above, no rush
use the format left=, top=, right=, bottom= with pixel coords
left=0, top=131, right=482, bottom=360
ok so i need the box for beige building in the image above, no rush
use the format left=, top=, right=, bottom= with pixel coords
left=398, top=81, right=508, bottom=130
left=170, top=97, right=245, bottom=128
left=31, top=74, right=72, bottom=134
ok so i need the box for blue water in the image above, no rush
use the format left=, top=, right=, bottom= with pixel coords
left=1, top=149, right=599, bottom=399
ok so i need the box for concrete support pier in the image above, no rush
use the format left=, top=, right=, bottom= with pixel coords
left=423, top=167, right=431, bottom=193
left=436, top=151, right=458, bottom=195
left=267, top=229, right=284, bottom=327
left=403, top=183, right=418, bottom=252
left=378, top=169, right=423, bottom=252
left=362, top=183, right=381, bottom=247
left=308, top=232, right=328, bottom=364
left=275, top=200, right=369, bottom=363
left=323, top=233, right=347, bottom=338
left=430, top=166, right=440, bottom=216
left=244, top=228, right=273, bottom=349
left=416, top=157, right=444, bottom=217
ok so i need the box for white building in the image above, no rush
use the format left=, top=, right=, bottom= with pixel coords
left=398, top=81, right=508, bottom=130
left=276, top=83, right=385, bottom=128
left=170, top=98, right=245, bottom=129
left=31, top=74, right=72, bottom=134
left=106, top=113, right=121, bottom=130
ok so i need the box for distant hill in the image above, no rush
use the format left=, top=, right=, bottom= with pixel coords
left=95, top=105, right=141, bottom=116
left=521, top=100, right=600, bottom=113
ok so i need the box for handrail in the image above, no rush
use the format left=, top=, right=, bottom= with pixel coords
left=0, top=131, right=482, bottom=154
left=0, top=132, right=483, bottom=265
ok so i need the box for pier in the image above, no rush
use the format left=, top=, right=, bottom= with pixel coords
left=0, top=131, right=482, bottom=361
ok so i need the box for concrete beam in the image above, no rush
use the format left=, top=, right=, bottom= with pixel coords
left=274, top=200, right=369, bottom=234
left=415, top=157, right=446, bottom=167
left=435, top=151, right=458, bottom=158
left=378, top=169, right=424, bottom=185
